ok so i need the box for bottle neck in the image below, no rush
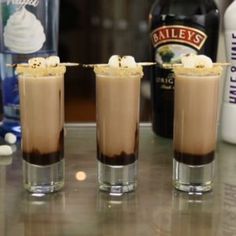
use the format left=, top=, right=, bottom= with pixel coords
left=151, top=0, right=218, bottom=16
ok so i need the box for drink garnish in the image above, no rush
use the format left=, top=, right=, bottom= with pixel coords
left=163, top=62, right=229, bottom=68
left=171, top=54, right=226, bottom=76
left=82, top=55, right=156, bottom=68
left=162, top=54, right=229, bottom=68
left=6, top=56, right=79, bottom=68
left=14, top=56, right=78, bottom=76
left=83, top=62, right=156, bottom=67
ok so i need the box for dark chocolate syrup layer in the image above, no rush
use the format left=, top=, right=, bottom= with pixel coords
left=23, top=130, right=64, bottom=166
left=97, top=124, right=139, bottom=166
left=97, top=151, right=137, bottom=166
left=23, top=151, right=63, bottom=165
left=174, top=150, right=215, bottom=165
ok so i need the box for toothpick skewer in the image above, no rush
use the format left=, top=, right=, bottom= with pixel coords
left=6, top=62, right=79, bottom=67
left=82, top=62, right=156, bottom=68
left=213, top=62, right=230, bottom=66
left=59, top=63, right=79, bottom=66
left=82, top=64, right=107, bottom=68
left=137, top=62, right=156, bottom=66
left=162, top=62, right=230, bottom=68
left=6, top=63, right=27, bottom=67
left=7, top=61, right=156, bottom=68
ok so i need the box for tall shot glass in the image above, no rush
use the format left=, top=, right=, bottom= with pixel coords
left=173, top=65, right=223, bottom=193
left=95, top=65, right=143, bottom=194
left=18, top=65, right=66, bottom=193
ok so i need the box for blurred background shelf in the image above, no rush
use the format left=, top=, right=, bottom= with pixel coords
left=59, top=0, right=229, bottom=123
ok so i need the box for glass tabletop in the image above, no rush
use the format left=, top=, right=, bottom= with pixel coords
left=0, top=124, right=235, bottom=236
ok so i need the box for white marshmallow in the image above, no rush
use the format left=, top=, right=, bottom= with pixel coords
left=28, top=57, right=46, bottom=68
left=181, top=54, right=213, bottom=68
left=0, top=156, right=12, bottom=166
left=195, top=55, right=213, bottom=68
left=181, top=54, right=197, bottom=68
left=10, top=145, right=17, bottom=153
left=4, top=132, right=17, bottom=145
left=108, top=55, right=121, bottom=67
left=46, top=56, right=60, bottom=67
left=0, top=145, right=13, bottom=156
left=120, top=56, right=137, bottom=68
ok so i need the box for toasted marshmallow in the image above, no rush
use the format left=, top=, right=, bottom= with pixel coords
left=46, top=56, right=60, bottom=67
left=181, top=54, right=213, bottom=68
left=120, top=56, right=137, bottom=68
left=195, top=55, right=213, bottom=68
left=108, top=55, right=137, bottom=68
left=108, top=55, right=121, bottom=67
left=181, top=54, right=197, bottom=68
left=28, top=57, right=46, bottom=68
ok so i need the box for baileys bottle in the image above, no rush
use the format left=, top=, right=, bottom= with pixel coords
left=149, top=0, right=220, bottom=138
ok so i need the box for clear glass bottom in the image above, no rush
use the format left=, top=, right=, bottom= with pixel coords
left=23, top=159, right=64, bottom=193
left=173, top=159, right=214, bottom=193
left=98, top=161, right=137, bottom=195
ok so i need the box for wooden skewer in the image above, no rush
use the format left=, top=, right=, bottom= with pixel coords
left=162, top=62, right=230, bottom=68
left=137, top=62, right=156, bottom=66
left=8, top=62, right=156, bottom=68
left=6, top=62, right=79, bottom=67
left=214, top=62, right=230, bottom=66
left=82, top=64, right=107, bottom=68
left=59, top=63, right=79, bottom=66
left=82, top=62, right=156, bottom=67
left=162, top=63, right=181, bottom=68
left=6, top=63, right=27, bottom=67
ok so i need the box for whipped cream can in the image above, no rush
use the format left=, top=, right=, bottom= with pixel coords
left=221, top=0, right=236, bottom=144
left=0, top=0, right=59, bottom=138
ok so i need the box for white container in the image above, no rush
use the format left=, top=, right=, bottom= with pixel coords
left=221, top=0, right=236, bottom=143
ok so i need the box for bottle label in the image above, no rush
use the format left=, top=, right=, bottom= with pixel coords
left=1, top=1, right=46, bottom=54
left=0, top=0, right=56, bottom=127
left=225, top=32, right=236, bottom=104
left=151, top=25, right=207, bottom=50
left=151, top=25, right=207, bottom=90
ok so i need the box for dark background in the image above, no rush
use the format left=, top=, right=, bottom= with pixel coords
left=59, top=0, right=153, bottom=122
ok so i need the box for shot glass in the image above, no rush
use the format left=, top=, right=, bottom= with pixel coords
left=18, top=65, right=66, bottom=193
left=95, top=65, right=143, bottom=194
left=173, top=65, right=223, bottom=193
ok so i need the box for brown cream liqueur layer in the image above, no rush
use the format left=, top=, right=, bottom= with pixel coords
left=174, top=68, right=221, bottom=159
left=19, top=74, right=64, bottom=157
left=96, top=67, right=142, bottom=160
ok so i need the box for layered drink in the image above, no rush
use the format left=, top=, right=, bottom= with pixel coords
left=17, top=56, right=66, bottom=193
left=173, top=54, right=223, bottom=193
left=95, top=55, right=143, bottom=194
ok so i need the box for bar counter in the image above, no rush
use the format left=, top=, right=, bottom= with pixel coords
left=1, top=124, right=236, bottom=236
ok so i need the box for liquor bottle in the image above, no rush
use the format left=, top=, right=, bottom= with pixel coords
left=149, top=0, right=220, bottom=138
left=221, top=0, right=236, bottom=144
left=0, top=0, right=59, bottom=138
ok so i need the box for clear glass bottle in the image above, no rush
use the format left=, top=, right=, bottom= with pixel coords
left=0, top=0, right=59, bottom=138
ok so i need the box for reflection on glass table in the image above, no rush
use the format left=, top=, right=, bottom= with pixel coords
left=0, top=124, right=236, bottom=235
